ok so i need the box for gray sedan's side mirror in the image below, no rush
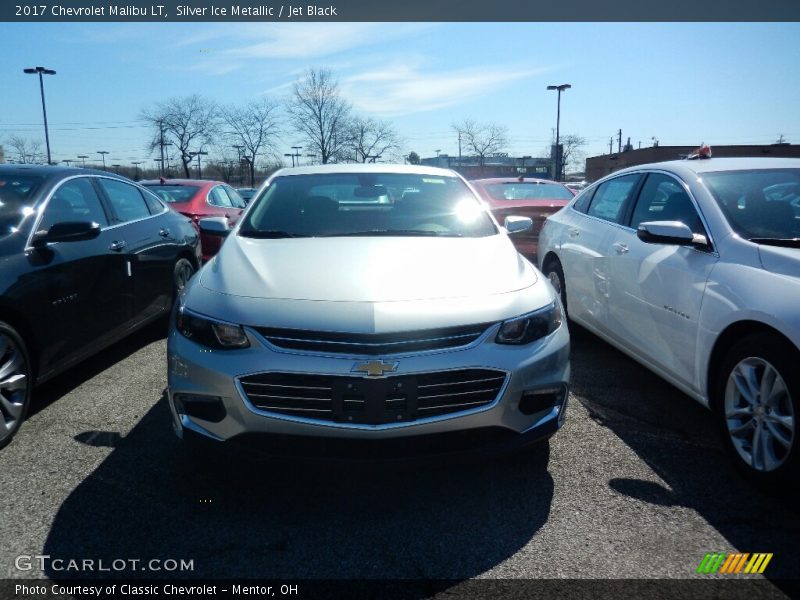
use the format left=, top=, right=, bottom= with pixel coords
left=504, top=216, right=533, bottom=235
left=637, top=221, right=707, bottom=246
left=198, top=217, right=230, bottom=237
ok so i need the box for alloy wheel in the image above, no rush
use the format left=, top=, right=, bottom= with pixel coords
left=0, top=332, right=29, bottom=445
left=724, top=357, right=795, bottom=472
left=175, top=260, right=195, bottom=295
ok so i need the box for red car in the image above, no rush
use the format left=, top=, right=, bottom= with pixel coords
left=141, top=179, right=246, bottom=262
left=470, top=177, right=574, bottom=260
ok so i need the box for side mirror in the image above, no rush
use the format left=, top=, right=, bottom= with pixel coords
left=198, top=217, right=230, bottom=237
left=637, top=221, right=707, bottom=247
left=31, top=221, right=101, bottom=247
left=504, top=216, right=533, bottom=234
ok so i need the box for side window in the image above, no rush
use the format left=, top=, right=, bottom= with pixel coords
left=223, top=186, right=246, bottom=209
left=208, top=186, right=233, bottom=208
left=630, top=173, right=705, bottom=234
left=587, top=174, right=640, bottom=223
left=38, top=178, right=108, bottom=232
left=572, top=185, right=596, bottom=213
left=141, top=188, right=165, bottom=215
left=98, top=179, right=151, bottom=224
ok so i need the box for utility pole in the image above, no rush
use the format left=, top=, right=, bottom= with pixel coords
left=458, top=131, right=462, bottom=169
left=609, top=138, right=613, bottom=154
left=159, top=121, right=166, bottom=176
left=617, top=129, right=622, bottom=153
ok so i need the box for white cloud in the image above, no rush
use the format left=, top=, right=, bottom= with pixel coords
left=341, top=63, right=547, bottom=117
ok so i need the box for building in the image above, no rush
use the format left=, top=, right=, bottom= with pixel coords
left=421, top=154, right=553, bottom=179
left=0, top=145, right=5, bottom=164
left=585, top=144, right=800, bottom=182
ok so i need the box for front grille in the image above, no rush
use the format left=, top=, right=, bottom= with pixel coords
left=253, top=323, right=491, bottom=355
left=239, top=368, right=507, bottom=425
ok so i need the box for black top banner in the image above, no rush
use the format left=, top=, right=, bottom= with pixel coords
left=3, top=0, right=800, bottom=22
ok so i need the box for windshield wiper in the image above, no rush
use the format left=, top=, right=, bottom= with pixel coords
left=239, top=230, right=307, bottom=239
left=748, top=237, right=800, bottom=248
left=320, top=229, right=463, bottom=238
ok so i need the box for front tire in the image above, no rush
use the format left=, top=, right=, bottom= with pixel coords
left=543, top=257, right=568, bottom=317
left=0, top=321, right=32, bottom=450
left=173, top=258, right=196, bottom=299
left=716, top=333, right=799, bottom=485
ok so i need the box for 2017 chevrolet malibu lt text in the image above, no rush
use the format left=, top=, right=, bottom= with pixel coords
left=0, top=165, right=201, bottom=449
left=168, top=164, right=570, bottom=457
left=538, top=155, right=800, bottom=484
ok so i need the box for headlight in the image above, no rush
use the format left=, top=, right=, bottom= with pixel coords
left=175, top=307, right=250, bottom=349
left=496, top=302, right=562, bottom=345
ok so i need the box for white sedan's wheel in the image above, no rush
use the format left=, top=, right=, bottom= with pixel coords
left=718, top=333, right=799, bottom=484
left=724, top=357, right=795, bottom=472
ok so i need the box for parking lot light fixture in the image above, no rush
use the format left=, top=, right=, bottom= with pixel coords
left=547, top=83, right=571, bottom=181
left=97, top=150, right=109, bottom=169
left=23, top=66, right=56, bottom=165
left=77, top=155, right=88, bottom=167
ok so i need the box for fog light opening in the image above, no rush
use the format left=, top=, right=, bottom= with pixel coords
left=173, top=394, right=227, bottom=423
left=518, top=385, right=568, bottom=416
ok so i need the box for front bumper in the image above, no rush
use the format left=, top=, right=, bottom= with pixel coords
left=167, top=319, right=570, bottom=453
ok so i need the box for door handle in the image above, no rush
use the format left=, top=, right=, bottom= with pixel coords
left=568, top=228, right=580, bottom=238
left=613, top=242, right=629, bottom=255
left=159, top=228, right=171, bottom=238
left=109, top=240, right=127, bottom=252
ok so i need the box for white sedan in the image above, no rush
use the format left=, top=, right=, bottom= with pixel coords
left=539, top=156, right=800, bottom=484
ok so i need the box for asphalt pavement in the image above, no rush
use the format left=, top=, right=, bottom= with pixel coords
left=0, top=321, right=798, bottom=598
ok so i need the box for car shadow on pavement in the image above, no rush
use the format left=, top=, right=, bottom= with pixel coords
left=567, top=324, right=800, bottom=593
left=42, top=395, right=554, bottom=587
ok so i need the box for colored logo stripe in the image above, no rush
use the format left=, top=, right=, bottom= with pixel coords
left=698, top=553, right=773, bottom=575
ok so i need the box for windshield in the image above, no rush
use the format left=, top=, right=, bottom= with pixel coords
left=0, top=173, right=44, bottom=236
left=703, top=169, right=800, bottom=241
left=240, top=173, right=497, bottom=238
left=483, top=181, right=574, bottom=201
left=142, top=184, right=201, bottom=203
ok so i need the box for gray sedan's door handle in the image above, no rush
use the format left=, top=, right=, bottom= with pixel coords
left=568, top=228, right=580, bottom=238
left=109, top=240, right=127, bottom=252
left=613, top=242, right=629, bottom=254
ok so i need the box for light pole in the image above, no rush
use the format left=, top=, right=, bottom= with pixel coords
left=132, top=161, right=142, bottom=179
left=291, top=145, right=302, bottom=166
left=97, top=150, right=109, bottom=170
left=23, top=66, right=56, bottom=165
left=284, top=153, right=296, bottom=167
left=189, top=151, right=207, bottom=178
left=519, top=155, right=532, bottom=175
left=111, top=164, right=121, bottom=174
left=546, top=83, right=571, bottom=181
left=62, top=159, right=71, bottom=167
left=77, top=154, right=88, bottom=168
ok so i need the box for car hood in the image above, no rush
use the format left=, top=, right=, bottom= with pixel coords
left=758, top=244, right=800, bottom=279
left=200, top=234, right=536, bottom=302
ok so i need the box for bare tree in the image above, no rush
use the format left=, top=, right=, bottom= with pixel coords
left=287, top=68, right=351, bottom=164
left=7, top=135, right=44, bottom=164
left=142, top=95, right=219, bottom=178
left=345, top=116, right=401, bottom=163
left=559, top=134, right=587, bottom=178
left=452, top=119, right=509, bottom=169
left=222, top=99, right=282, bottom=186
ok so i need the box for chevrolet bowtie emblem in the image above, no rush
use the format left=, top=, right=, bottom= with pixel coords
left=351, top=360, right=399, bottom=377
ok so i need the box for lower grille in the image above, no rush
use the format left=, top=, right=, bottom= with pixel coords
left=239, top=368, right=507, bottom=425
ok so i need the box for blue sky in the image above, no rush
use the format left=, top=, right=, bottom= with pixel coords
left=2, top=22, right=799, bottom=168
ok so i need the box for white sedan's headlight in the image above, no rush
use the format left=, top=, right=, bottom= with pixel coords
left=176, top=307, right=249, bottom=349
left=496, top=302, right=563, bottom=345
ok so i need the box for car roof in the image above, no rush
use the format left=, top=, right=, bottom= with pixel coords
left=272, top=163, right=461, bottom=177
left=614, top=156, right=800, bottom=179
left=139, top=178, right=216, bottom=186
left=0, top=164, right=126, bottom=179
left=471, top=177, right=563, bottom=185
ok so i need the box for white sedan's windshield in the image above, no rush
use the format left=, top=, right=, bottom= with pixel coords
left=703, top=169, right=800, bottom=241
left=240, top=172, right=497, bottom=238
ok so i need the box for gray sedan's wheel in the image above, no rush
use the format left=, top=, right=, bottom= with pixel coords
left=543, top=258, right=567, bottom=316
left=717, top=333, right=799, bottom=484
left=0, top=322, right=32, bottom=450
left=173, top=258, right=196, bottom=297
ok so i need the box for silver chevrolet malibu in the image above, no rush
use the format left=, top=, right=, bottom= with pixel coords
left=167, top=164, right=570, bottom=457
